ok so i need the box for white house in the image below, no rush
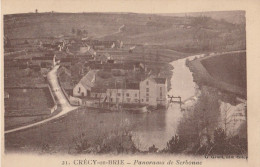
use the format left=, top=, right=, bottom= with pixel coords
left=106, top=83, right=140, bottom=104
left=140, top=77, right=167, bottom=106
left=73, top=70, right=97, bottom=97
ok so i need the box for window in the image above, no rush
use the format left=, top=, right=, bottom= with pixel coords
left=146, top=98, right=149, bottom=102
left=146, top=88, right=149, bottom=92
left=127, top=98, right=131, bottom=102
left=146, top=81, right=149, bottom=85
left=78, top=87, right=81, bottom=93
left=126, top=93, right=129, bottom=97
left=146, top=93, right=149, bottom=97
left=135, top=93, right=137, bottom=97
left=110, top=98, right=113, bottom=102
left=160, top=87, right=162, bottom=91
left=117, top=93, right=121, bottom=96
left=142, top=99, right=144, bottom=102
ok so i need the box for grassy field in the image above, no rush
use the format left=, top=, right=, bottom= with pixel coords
left=4, top=88, right=54, bottom=116
left=4, top=12, right=246, bottom=53
left=4, top=68, right=46, bottom=87
left=201, top=52, right=246, bottom=89
left=187, top=51, right=246, bottom=98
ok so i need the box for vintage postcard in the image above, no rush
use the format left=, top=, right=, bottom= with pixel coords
left=1, top=0, right=260, bottom=167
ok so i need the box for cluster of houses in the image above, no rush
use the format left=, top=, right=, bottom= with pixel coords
left=4, top=53, right=77, bottom=73
left=72, top=69, right=167, bottom=107
left=42, top=37, right=168, bottom=108
left=41, top=38, right=123, bottom=52
left=5, top=35, right=167, bottom=108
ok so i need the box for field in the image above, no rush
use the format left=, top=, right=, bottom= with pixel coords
left=201, top=52, right=246, bottom=89
left=187, top=51, right=246, bottom=98
left=5, top=88, right=54, bottom=116
left=4, top=12, right=246, bottom=53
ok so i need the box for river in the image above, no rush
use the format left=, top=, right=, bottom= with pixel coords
left=130, top=54, right=205, bottom=150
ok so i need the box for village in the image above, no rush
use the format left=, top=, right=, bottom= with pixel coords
left=4, top=30, right=169, bottom=116
left=4, top=11, right=247, bottom=155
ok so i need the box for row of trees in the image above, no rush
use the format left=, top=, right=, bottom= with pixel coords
left=162, top=86, right=248, bottom=155
left=68, top=126, right=247, bottom=155
left=71, top=28, right=88, bottom=36
left=158, top=128, right=247, bottom=155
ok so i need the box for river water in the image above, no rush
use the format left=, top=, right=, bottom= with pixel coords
left=130, top=54, right=205, bottom=150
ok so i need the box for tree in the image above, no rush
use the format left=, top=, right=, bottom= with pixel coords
left=71, top=28, right=75, bottom=34
left=214, top=128, right=226, bottom=145
left=77, top=29, right=82, bottom=36
left=165, top=135, right=186, bottom=153
left=83, top=30, right=88, bottom=35
left=72, top=132, right=91, bottom=153
left=148, top=145, right=158, bottom=153
left=24, top=40, right=29, bottom=44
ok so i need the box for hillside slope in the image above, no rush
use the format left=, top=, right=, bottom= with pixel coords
left=4, top=12, right=246, bottom=53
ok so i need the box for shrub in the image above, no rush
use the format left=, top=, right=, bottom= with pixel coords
left=164, top=135, right=186, bottom=153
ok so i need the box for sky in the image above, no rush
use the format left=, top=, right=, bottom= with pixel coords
left=1, top=0, right=248, bottom=15
left=1, top=0, right=175, bottom=15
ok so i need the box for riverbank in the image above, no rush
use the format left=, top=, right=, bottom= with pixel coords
left=176, top=51, right=247, bottom=156
left=186, top=51, right=246, bottom=99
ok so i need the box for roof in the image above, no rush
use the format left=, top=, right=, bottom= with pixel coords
left=107, top=82, right=140, bottom=90
left=126, top=83, right=140, bottom=90
left=153, top=78, right=167, bottom=84
left=142, top=77, right=166, bottom=84
left=78, top=70, right=98, bottom=90
left=91, top=86, right=107, bottom=93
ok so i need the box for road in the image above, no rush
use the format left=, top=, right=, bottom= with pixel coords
left=97, top=24, right=125, bottom=38
left=5, top=65, right=78, bottom=134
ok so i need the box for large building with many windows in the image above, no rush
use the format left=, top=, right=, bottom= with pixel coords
left=139, top=78, right=167, bottom=106
left=105, top=77, right=167, bottom=107
left=106, top=83, right=140, bottom=104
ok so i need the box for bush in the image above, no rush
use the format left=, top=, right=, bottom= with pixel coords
left=206, top=128, right=247, bottom=155
left=71, top=131, right=139, bottom=154
left=148, top=145, right=158, bottom=153
left=164, top=135, right=186, bottom=153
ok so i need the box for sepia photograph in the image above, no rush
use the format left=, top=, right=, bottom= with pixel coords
left=2, top=0, right=259, bottom=167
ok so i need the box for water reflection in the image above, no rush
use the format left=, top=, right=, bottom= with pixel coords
left=131, top=54, right=204, bottom=151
